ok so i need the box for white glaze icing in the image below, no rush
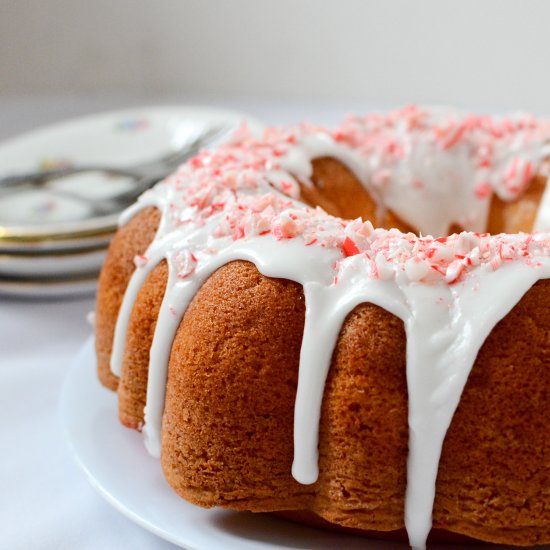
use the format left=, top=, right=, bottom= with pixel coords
left=335, top=106, right=550, bottom=235
left=107, top=107, right=550, bottom=550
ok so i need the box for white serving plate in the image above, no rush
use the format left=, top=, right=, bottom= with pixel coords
left=60, top=338, right=536, bottom=550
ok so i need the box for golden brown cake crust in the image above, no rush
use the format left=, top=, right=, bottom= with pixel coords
left=95, top=206, right=161, bottom=390
left=118, top=260, right=168, bottom=429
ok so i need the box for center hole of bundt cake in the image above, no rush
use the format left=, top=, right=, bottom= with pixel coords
left=303, top=157, right=431, bottom=234
left=303, top=157, right=544, bottom=236
left=302, top=157, right=399, bottom=229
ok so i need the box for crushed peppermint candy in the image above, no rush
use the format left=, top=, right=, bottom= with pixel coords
left=134, top=254, right=149, bottom=269
left=337, top=224, right=550, bottom=284
left=132, top=108, right=550, bottom=285
left=336, top=105, right=550, bottom=201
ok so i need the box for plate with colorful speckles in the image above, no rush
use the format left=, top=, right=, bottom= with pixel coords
left=60, top=337, right=546, bottom=550
left=0, top=105, right=262, bottom=250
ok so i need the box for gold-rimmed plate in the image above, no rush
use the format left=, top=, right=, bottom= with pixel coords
left=0, top=230, right=114, bottom=254
left=0, top=246, right=107, bottom=278
left=0, top=273, right=99, bottom=299
left=0, top=105, right=262, bottom=252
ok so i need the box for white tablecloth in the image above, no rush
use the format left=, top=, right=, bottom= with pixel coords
left=0, top=295, right=183, bottom=550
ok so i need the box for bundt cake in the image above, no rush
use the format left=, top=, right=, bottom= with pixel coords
left=95, top=106, right=550, bottom=549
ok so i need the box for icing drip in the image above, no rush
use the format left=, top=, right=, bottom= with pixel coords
left=402, top=263, right=547, bottom=548
left=534, top=176, right=550, bottom=232
left=108, top=107, right=550, bottom=550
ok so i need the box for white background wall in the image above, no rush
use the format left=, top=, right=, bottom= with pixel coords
left=2, top=0, right=550, bottom=113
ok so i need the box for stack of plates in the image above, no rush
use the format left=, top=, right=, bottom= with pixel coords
left=0, top=106, right=261, bottom=298
left=0, top=220, right=115, bottom=298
